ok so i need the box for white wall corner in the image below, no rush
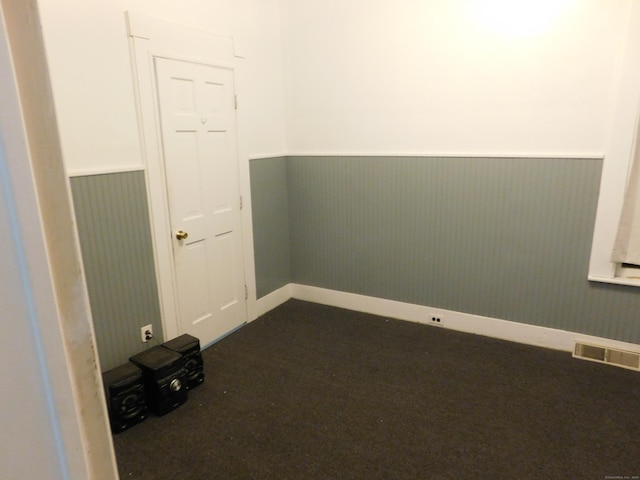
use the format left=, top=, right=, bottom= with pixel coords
left=253, top=283, right=293, bottom=320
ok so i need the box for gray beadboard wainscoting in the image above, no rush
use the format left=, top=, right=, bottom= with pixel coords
left=71, top=171, right=162, bottom=371
left=249, top=156, right=292, bottom=298
left=252, top=155, right=640, bottom=345
left=71, top=156, right=640, bottom=371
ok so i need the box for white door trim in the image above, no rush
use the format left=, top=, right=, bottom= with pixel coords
left=126, top=11, right=248, bottom=340
left=1, top=5, right=117, bottom=478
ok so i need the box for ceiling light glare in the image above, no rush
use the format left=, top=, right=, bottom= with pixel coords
left=466, top=0, right=576, bottom=39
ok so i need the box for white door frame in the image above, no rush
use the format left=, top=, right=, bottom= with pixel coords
left=1, top=4, right=117, bottom=478
left=126, top=11, right=252, bottom=341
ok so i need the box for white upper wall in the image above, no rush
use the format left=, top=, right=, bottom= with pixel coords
left=37, top=0, right=287, bottom=174
left=281, top=0, right=630, bottom=156
left=36, top=0, right=638, bottom=165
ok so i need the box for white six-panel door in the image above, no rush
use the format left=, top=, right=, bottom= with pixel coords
left=154, top=57, right=246, bottom=347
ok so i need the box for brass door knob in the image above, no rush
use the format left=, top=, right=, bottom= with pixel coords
left=175, top=230, right=189, bottom=240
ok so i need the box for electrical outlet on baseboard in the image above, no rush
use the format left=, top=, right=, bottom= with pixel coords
left=429, top=315, right=444, bottom=326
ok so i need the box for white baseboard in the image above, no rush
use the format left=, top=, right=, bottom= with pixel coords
left=288, top=284, right=640, bottom=355
left=253, top=284, right=293, bottom=319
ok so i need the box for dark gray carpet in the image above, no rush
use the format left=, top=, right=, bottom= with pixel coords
left=113, top=299, right=640, bottom=479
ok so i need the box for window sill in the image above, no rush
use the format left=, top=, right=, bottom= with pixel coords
left=588, top=274, right=640, bottom=288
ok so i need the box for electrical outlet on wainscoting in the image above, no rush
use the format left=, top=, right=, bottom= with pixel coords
left=140, top=324, right=153, bottom=343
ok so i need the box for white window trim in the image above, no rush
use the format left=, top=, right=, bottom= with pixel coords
left=589, top=0, right=640, bottom=287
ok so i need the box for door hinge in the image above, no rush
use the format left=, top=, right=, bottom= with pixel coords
left=234, top=95, right=238, bottom=110
left=244, top=285, right=248, bottom=300
left=240, top=195, right=243, bottom=209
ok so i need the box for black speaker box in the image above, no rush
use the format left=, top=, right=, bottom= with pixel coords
left=129, top=346, right=188, bottom=416
left=162, top=334, right=205, bottom=390
left=102, top=362, right=148, bottom=433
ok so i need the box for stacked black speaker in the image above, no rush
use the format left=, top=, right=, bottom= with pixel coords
left=162, top=333, right=205, bottom=389
left=102, top=362, right=148, bottom=433
left=102, top=333, right=205, bottom=433
left=129, top=345, right=189, bottom=416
